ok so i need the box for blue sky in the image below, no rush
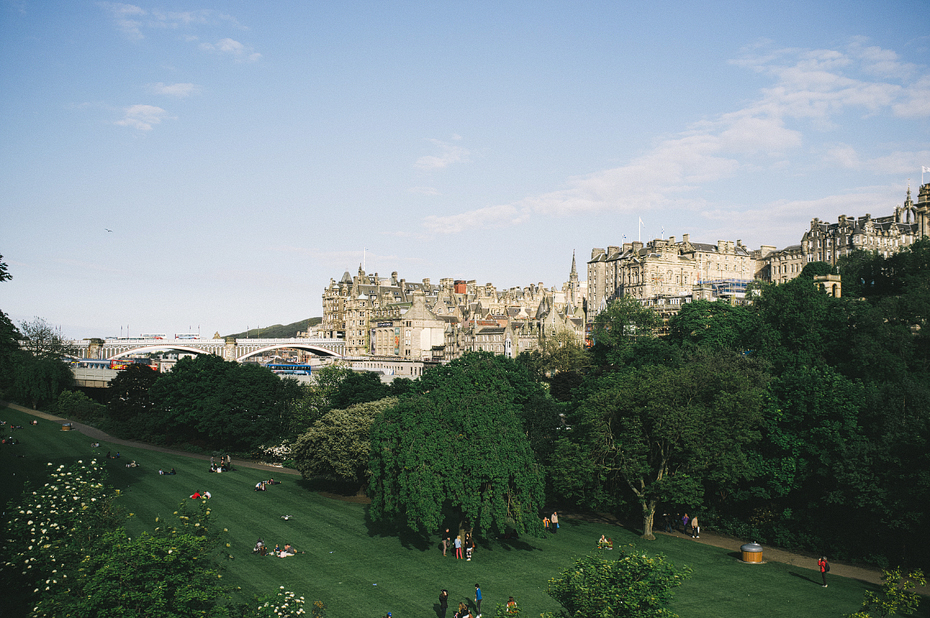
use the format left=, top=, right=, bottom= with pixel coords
left=1, top=1, right=928, bottom=339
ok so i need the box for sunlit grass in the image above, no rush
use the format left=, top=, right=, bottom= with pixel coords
left=4, top=405, right=921, bottom=617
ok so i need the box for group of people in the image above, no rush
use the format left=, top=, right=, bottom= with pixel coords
left=542, top=511, right=559, bottom=533
left=681, top=513, right=700, bottom=538
left=158, top=468, right=177, bottom=475
left=209, top=454, right=233, bottom=473
left=190, top=490, right=211, bottom=499
left=252, top=539, right=299, bottom=558
left=442, top=529, right=476, bottom=561
left=125, top=460, right=140, bottom=468
left=254, top=477, right=281, bottom=491
left=439, top=584, right=496, bottom=618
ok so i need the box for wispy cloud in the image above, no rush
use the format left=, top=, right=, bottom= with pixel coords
left=199, top=38, right=261, bottom=62
left=115, top=104, right=169, bottom=131
left=414, top=138, right=469, bottom=170
left=99, top=3, right=242, bottom=39
left=423, top=40, right=930, bottom=235
left=146, top=82, right=200, bottom=98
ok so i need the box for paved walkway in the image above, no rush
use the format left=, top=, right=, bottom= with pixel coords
left=5, top=401, right=929, bottom=595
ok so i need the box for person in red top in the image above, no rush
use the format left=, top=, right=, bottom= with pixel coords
left=190, top=491, right=201, bottom=499
left=818, top=556, right=830, bottom=587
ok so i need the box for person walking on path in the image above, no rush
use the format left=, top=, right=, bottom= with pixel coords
left=442, top=528, right=451, bottom=556
left=475, top=583, right=482, bottom=617
left=691, top=515, right=700, bottom=538
left=550, top=511, right=559, bottom=534
left=455, top=534, right=463, bottom=559
left=681, top=513, right=690, bottom=535
left=439, top=589, right=449, bottom=618
left=818, top=556, right=830, bottom=587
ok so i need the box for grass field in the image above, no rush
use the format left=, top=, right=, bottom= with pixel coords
left=3, top=404, right=928, bottom=618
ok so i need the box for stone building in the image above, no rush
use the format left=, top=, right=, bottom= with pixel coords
left=586, top=235, right=764, bottom=316
left=321, top=258, right=587, bottom=360
left=761, top=183, right=930, bottom=283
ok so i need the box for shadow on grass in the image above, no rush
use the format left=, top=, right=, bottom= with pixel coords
left=362, top=508, right=433, bottom=551
left=789, top=571, right=825, bottom=586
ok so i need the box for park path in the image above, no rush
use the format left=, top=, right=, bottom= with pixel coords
left=6, top=401, right=929, bottom=595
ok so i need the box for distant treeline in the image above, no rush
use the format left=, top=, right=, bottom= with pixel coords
left=223, top=317, right=322, bottom=339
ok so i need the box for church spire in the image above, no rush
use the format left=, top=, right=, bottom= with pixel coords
left=570, top=250, right=578, bottom=283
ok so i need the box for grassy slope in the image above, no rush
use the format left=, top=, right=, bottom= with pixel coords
left=3, top=405, right=926, bottom=618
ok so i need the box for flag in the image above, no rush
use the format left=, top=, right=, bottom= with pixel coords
left=923, top=166, right=930, bottom=173
left=639, top=217, right=644, bottom=227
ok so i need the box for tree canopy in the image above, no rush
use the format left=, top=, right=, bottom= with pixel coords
left=369, top=352, right=545, bottom=536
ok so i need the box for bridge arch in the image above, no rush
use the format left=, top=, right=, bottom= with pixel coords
left=109, top=345, right=215, bottom=358
left=236, top=343, right=342, bottom=362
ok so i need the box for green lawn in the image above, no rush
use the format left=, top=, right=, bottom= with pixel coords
left=2, top=405, right=926, bottom=618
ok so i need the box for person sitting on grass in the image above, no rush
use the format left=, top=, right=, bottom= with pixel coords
left=168, top=468, right=176, bottom=475
left=253, top=539, right=265, bottom=554
left=190, top=490, right=202, bottom=499
left=254, top=481, right=266, bottom=491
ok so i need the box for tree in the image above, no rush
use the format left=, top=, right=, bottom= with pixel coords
left=0, top=253, right=11, bottom=283
left=18, top=316, right=76, bottom=358
left=369, top=352, right=545, bottom=536
left=0, top=309, right=20, bottom=391
left=107, top=363, right=161, bottom=424
left=589, top=296, right=661, bottom=367
left=57, top=389, right=107, bottom=422
left=290, top=364, right=354, bottom=429
left=293, top=397, right=397, bottom=486
left=576, top=352, right=769, bottom=539
left=10, top=352, right=74, bottom=409
left=666, top=300, right=761, bottom=352
left=846, top=567, right=926, bottom=618
left=149, top=354, right=302, bottom=450
left=329, top=370, right=390, bottom=410
left=546, top=549, right=691, bottom=618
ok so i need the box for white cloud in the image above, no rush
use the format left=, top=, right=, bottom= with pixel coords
left=99, top=3, right=243, bottom=39
left=146, top=82, right=200, bottom=98
left=114, top=104, right=169, bottom=131
left=98, top=2, right=146, bottom=40
left=422, top=40, right=929, bottom=235
left=200, top=38, right=261, bottom=62
left=414, top=138, right=470, bottom=170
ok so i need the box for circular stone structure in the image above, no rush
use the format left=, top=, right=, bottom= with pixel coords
left=740, top=541, right=764, bottom=563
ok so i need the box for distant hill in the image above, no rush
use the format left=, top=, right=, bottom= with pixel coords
left=223, top=317, right=322, bottom=339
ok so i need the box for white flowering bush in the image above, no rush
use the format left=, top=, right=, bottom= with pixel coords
left=247, top=587, right=319, bottom=617
left=1, top=459, right=121, bottom=614
left=256, top=439, right=293, bottom=464
left=2, top=459, right=230, bottom=617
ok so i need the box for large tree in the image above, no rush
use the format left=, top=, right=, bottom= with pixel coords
left=369, top=352, right=545, bottom=536
left=589, top=296, right=661, bottom=367
left=576, top=352, right=769, bottom=539
left=293, top=397, right=397, bottom=486
left=149, top=354, right=302, bottom=450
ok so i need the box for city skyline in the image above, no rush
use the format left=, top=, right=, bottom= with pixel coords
left=1, top=1, right=928, bottom=339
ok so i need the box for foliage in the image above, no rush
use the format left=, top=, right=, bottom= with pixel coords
left=545, top=548, right=690, bottom=618
left=329, top=370, right=390, bottom=410
left=107, top=363, right=161, bottom=424
left=17, top=316, right=76, bottom=358
left=369, top=352, right=545, bottom=535
left=0, top=253, right=11, bottom=283
left=845, top=567, right=926, bottom=618
left=589, top=296, right=661, bottom=367
left=223, top=317, right=321, bottom=339
left=56, top=389, right=107, bottom=422
left=149, top=354, right=303, bottom=451
left=574, top=351, right=769, bottom=539
left=0, top=309, right=20, bottom=391
left=292, top=397, right=397, bottom=485
left=1, top=458, right=231, bottom=618
left=10, top=352, right=74, bottom=410
left=290, top=364, right=353, bottom=429
left=666, top=300, right=760, bottom=352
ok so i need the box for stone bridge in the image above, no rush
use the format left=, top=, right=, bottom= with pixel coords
left=72, top=336, right=345, bottom=362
